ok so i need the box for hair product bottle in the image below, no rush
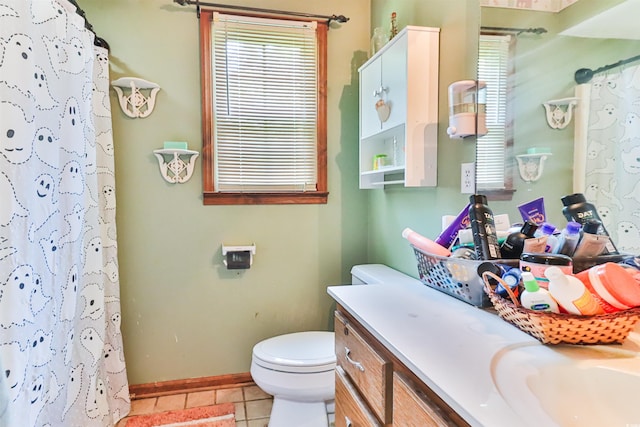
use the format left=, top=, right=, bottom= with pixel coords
left=554, top=221, right=581, bottom=256
left=573, top=219, right=611, bottom=258
left=468, top=194, right=501, bottom=260
left=500, top=220, right=538, bottom=259
left=536, top=222, right=559, bottom=253
left=545, top=266, right=603, bottom=315
left=561, top=193, right=618, bottom=254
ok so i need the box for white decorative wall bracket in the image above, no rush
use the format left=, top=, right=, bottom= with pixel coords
left=542, top=97, right=577, bottom=129
left=111, top=77, right=161, bottom=118
left=516, top=153, right=552, bottom=182
left=153, top=148, right=199, bottom=184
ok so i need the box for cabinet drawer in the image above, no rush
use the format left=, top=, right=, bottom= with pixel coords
left=335, top=365, right=382, bottom=427
left=393, top=371, right=452, bottom=427
left=334, top=311, right=391, bottom=424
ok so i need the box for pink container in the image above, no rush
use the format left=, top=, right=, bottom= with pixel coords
left=519, top=253, right=572, bottom=289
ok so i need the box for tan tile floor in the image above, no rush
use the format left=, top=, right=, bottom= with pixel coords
left=115, top=383, right=273, bottom=427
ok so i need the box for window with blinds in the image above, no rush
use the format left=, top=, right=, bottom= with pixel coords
left=477, top=34, right=514, bottom=192
left=199, top=10, right=328, bottom=205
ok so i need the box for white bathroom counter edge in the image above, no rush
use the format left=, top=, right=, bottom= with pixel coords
left=327, top=281, right=542, bottom=427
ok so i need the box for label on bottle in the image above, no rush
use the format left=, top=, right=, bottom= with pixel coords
left=530, top=303, right=551, bottom=311
left=572, top=291, right=603, bottom=315
left=470, top=202, right=501, bottom=260
left=575, top=209, right=596, bottom=221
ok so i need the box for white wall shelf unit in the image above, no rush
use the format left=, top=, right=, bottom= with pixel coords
left=358, top=25, right=440, bottom=189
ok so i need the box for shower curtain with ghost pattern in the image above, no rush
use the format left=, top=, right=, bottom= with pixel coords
left=0, top=1, right=130, bottom=426
left=582, top=65, right=640, bottom=254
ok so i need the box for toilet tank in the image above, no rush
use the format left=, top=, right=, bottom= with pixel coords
left=350, top=264, right=422, bottom=287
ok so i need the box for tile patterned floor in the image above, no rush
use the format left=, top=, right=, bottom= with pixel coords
left=115, top=383, right=274, bottom=427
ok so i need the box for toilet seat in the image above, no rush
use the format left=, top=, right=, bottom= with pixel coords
left=252, top=331, right=336, bottom=373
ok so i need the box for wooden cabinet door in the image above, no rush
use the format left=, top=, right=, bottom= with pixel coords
left=334, top=311, right=392, bottom=424
left=393, top=371, right=452, bottom=427
left=335, top=366, right=382, bottom=427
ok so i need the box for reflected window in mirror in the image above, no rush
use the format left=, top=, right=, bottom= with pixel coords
left=477, top=33, right=515, bottom=199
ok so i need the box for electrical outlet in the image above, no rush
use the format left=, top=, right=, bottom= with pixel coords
left=461, top=162, right=475, bottom=194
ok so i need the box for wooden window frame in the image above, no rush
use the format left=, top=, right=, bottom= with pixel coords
left=199, top=10, right=328, bottom=205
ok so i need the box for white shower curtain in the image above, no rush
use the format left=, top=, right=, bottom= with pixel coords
left=0, top=1, right=129, bottom=426
left=575, top=64, right=640, bottom=255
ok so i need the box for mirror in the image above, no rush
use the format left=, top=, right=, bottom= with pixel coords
left=477, top=0, right=640, bottom=251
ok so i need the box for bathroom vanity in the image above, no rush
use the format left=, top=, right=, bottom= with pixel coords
left=327, top=277, right=640, bottom=426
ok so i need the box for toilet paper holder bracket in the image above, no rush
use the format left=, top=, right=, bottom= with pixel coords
left=222, top=244, right=256, bottom=269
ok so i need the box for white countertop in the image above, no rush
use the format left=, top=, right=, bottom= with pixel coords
left=327, top=280, right=543, bottom=427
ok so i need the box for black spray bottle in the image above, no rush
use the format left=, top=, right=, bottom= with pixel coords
left=468, top=194, right=501, bottom=260
left=561, top=193, right=618, bottom=254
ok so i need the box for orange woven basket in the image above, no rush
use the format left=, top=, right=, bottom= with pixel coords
left=482, top=271, right=640, bottom=345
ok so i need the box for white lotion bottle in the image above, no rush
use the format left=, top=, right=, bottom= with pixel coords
left=520, top=272, right=559, bottom=313
left=545, top=266, right=603, bottom=316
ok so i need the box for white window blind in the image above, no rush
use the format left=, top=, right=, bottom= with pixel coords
left=477, top=34, right=511, bottom=190
left=211, top=13, right=318, bottom=192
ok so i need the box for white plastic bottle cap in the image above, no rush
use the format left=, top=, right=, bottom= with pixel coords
left=401, top=228, right=413, bottom=239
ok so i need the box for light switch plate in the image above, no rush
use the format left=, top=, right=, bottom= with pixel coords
left=461, top=162, right=475, bottom=194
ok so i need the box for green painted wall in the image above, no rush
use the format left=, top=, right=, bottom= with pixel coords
left=79, top=0, right=370, bottom=385
left=78, top=0, right=631, bottom=386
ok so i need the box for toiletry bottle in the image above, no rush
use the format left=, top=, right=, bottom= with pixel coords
left=535, top=222, right=559, bottom=253
left=520, top=271, right=559, bottom=313
left=435, top=204, right=471, bottom=249
left=561, top=193, right=618, bottom=254
left=389, top=11, right=398, bottom=40
left=522, top=234, right=548, bottom=254
left=500, top=220, right=538, bottom=259
left=402, top=228, right=451, bottom=257
left=501, top=268, right=522, bottom=291
left=572, top=219, right=611, bottom=258
left=477, top=262, right=518, bottom=298
left=545, top=266, right=604, bottom=315
left=450, top=247, right=477, bottom=260
left=554, top=221, right=581, bottom=256
left=468, top=194, right=501, bottom=260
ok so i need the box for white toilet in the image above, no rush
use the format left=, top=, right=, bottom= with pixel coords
left=250, top=331, right=336, bottom=427
left=251, top=264, right=417, bottom=426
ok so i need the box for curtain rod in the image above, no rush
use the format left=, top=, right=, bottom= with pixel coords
left=67, top=0, right=110, bottom=50
left=481, top=26, right=547, bottom=35
left=575, top=53, right=640, bottom=84
left=173, top=0, right=349, bottom=24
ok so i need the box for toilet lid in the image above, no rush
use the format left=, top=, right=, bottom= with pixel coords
left=252, top=331, right=336, bottom=373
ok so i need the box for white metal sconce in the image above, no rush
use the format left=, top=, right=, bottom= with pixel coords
left=542, top=97, right=577, bottom=130
left=111, top=77, right=161, bottom=119
left=516, top=152, right=552, bottom=182
left=153, top=142, right=199, bottom=184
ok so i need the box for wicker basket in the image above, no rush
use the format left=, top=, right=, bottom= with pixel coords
left=482, top=271, right=640, bottom=345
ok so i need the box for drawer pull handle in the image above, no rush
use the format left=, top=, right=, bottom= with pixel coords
left=344, top=347, right=365, bottom=372
left=345, top=416, right=353, bottom=427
